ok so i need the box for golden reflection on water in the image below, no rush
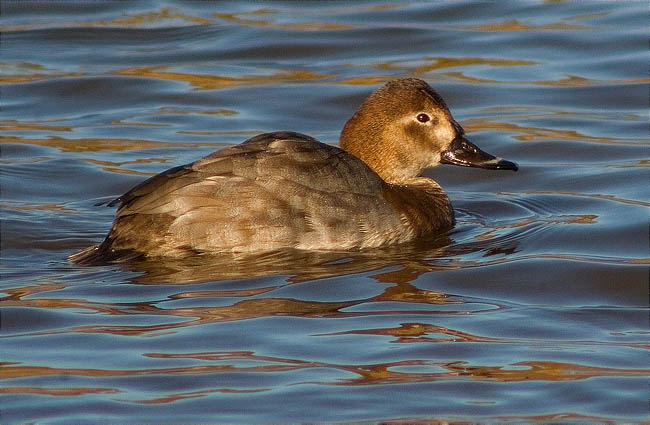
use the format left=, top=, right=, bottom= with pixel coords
left=472, top=214, right=598, bottom=242
left=320, top=322, right=502, bottom=344
left=212, top=10, right=354, bottom=31
left=129, top=388, right=267, bottom=405
left=94, top=7, right=213, bottom=27
left=0, top=7, right=213, bottom=32
left=499, top=191, right=650, bottom=208
left=339, top=71, right=650, bottom=87
left=2, top=240, right=495, bottom=339
left=341, top=55, right=650, bottom=87
left=455, top=10, right=610, bottom=33
left=463, top=117, right=645, bottom=145
left=0, top=135, right=212, bottom=153
left=498, top=413, right=628, bottom=425
left=0, top=202, right=78, bottom=214
left=116, top=66, right=334, bottom=90
left=467, top=19, right=592, bottom=32
left=0, top=119, right=73, bottom=132
left=4, top=283, right=477, bottom=338
left=77, top=157, right=176, bottom=177
left=154, top=107, right=239, bottom=116
left=373, top=57, right=538, bottom=73
left=0, top=386, right=120, bottom=396
left=481, top=106, right=642, bottom=121
left=2, top=247, right=648, bottom=404
left=320, top=322, right=649, bottom=350
left=3, top=354, right=647, bottom=388
left=0, top=4, right=417, bottom=34
left=6, top=58, right=648, bottom=90
left=0, top=63, right=83, bottom=84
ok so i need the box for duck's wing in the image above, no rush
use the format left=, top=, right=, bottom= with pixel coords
left=101, top=132, right=401, bottom=254
left=115, top=131, right=386, bottom=215
left=107, top=164, right=195, bottom=208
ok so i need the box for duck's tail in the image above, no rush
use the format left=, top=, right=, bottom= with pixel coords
left=68, top=243, right=142, bottom=266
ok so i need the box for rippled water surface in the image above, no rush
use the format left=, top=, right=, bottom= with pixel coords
left=1, top=1, right=649, bottom=424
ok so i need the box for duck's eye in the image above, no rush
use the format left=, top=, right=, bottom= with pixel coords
left=416, top=113, right=430, bottom=123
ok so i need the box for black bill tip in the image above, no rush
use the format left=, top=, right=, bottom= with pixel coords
left=440, top=137, right=518, bottom=172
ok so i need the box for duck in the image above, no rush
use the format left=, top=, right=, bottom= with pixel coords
left=70, top=78, right=517, bottom=264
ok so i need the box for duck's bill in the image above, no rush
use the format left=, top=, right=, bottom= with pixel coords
left=440, top=137, right=518, bottom=171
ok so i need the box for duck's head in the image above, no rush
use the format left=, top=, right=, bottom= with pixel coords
left=340, top=78, right=518, bottom=184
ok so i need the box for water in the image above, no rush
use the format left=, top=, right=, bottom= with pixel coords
left=1, top=1, right=648, bottom=424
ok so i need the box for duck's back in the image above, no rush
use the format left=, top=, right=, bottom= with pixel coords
left=72, top=131, right=451, bottom=263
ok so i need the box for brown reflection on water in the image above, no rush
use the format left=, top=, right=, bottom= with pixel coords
left=374, top=57, right=538, bottom=73
left=445, top=361, right=650, bottom=382
left=7, top=239, right=502, bottom=339
left=7, top=352, right=645, bottom=387
left=500, top=190, right=650, bottom=208
left=212, top=10, right=354, bottom=31
left=319, top=322, right=649, bottom=351
left=0, top=386, right=119, bottom=396
left=457, top=10, right=614, bottom=33
left=463, top=117, right=645, bottom=145
left=129, top=388, right=267, bottom=405
left=0, top=202, right=78, bottom=214
left=1, top=283, right=67, bottom=301
left=1, top=285, right=129, bottom=318
left=498, top=413, right=623, bottom=425
left=334, top=359, right=650, bottom=386
left=63, top=287, right=481, bottom=338
left=1, top=119, right=73, bottom=133
left=1, top=135, right=212, bottom=153
left=89, top=7, right=213, bottom=27
left=99, top=298, right=351, bottom=335
left=78, top=157, right=180, bottom=177
left=116, top=66, right=333, bottom=90
left=466, top=19, right=592, bottom=32
left=0, top=4, right=368, bottom=34
left=481, top=105, right=642, bottom=121
left=1, top=7, right=213, bottom=32
left=320, top=322, right=502, bottom=344
left=340, top=62, right=650, bottom=87
left=0, top=63, right=83, bottom=84
left=169, top=286, right=277, bottom=300
left=472, top=214, right=598, bottom=242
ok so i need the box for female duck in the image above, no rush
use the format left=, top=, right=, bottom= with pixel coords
left=71, top=78, right=517, bottom=263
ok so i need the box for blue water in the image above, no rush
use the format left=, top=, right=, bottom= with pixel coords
left=1, top=1, right=648, bottom=424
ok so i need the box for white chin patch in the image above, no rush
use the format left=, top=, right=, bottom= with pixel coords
left=434, top=123, right=455, bottom=147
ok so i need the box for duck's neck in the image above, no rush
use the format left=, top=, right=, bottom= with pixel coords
left=383, top=177, right=454, bottom=235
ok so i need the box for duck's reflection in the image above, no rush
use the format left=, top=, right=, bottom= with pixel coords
left=3, top=232, right=524, bottom=339
left=121, top=233, right=454, bottom=285
left=119, top=225, right=523, bottom=286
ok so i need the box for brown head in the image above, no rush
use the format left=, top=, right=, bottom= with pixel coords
left=340, top=78, right=517, bottom=184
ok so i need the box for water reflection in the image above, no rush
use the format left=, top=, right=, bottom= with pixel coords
left=0, top=386, right=120, bottom=396
left=97, top=235, right=453, bottom=284
left=321, top=322, right=649, bottom=350
left=1, top=6, right=213, bottom=32
left=1, top=134, right=211, bottom=153
left=5, top=235, right=521, bottom=340
left=116, top=66, right=333, bottom=90
left=463, top=117, right=646, bottom=144
left=4, top=351, right=646, bottom=388
left=212, top=10, right=355, bottom=31
left=3, top=1, right=648, bottom=422
left=0, top=62, right=83, bottom=84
